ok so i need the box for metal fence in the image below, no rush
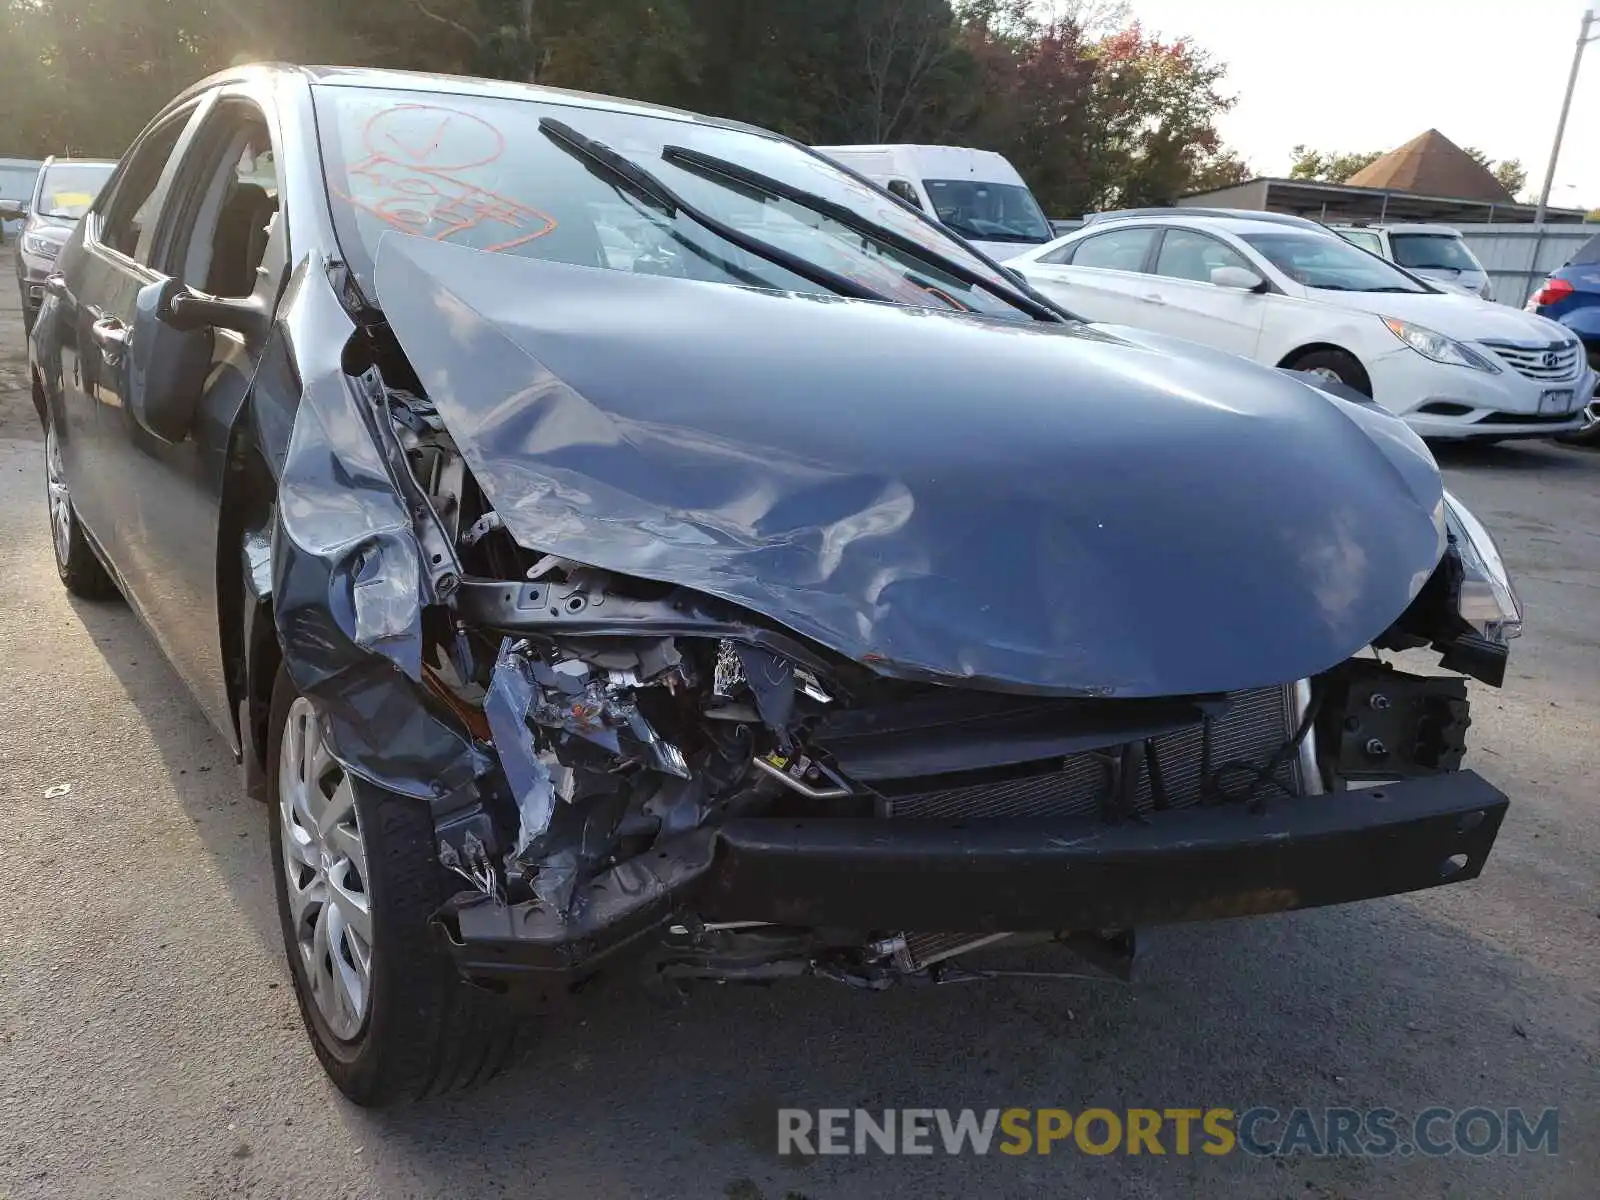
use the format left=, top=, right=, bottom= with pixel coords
left=1453, top=224, right=1596, bottom=307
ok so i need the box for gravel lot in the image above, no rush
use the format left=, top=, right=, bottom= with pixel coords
left=0, top=247, right=1595, bottom=1200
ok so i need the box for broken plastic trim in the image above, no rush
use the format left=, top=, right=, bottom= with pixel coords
left=268, top=259, right=485, bottom=805
left=455, top=578, right=836, bottom=669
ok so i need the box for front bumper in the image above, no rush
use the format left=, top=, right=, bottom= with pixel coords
left=439, top=771, right=1508, bottom=984
left=17, top=256, right=53, bottom=314
left=1371, top=347, right=1591, bottom=440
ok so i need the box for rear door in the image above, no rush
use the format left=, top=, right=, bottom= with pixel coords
left=95, top=87, right=289, bottom=736
left=1141, top=227, right=1268, bottom=357
left=55, top=99, right=209, bottom=558
left=1023, top=225, right=1161, bottom=327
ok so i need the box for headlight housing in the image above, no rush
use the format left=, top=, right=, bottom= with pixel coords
left=1442, top=490, right=1522, bottom=643
left=1382, top=316, right=1501, bottom=373
left=20, top=231, right=61, bottom=261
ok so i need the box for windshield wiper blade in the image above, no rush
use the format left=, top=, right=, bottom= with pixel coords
left=537, top=118, right=893, bottom=305
left=661, top=143, right=1068, bottom=324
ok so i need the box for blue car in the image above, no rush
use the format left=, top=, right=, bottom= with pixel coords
left=1527, top=233, right=1600, bottom=445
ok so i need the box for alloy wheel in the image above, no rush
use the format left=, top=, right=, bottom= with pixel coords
left=45, top=424, right=72, bottom=567
left=279, top=697, right=373, bottom=1041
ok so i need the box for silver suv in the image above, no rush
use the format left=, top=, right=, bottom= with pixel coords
left=3, top=156, right=115, bottom=332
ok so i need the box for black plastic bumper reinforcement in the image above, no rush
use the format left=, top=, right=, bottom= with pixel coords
left=435, top=771, right=1507, bottom=983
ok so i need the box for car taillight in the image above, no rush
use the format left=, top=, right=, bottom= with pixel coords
left=1528, top=277, right=1575, bottom=308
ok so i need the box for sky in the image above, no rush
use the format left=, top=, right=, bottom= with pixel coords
left=1121, top=0, right=1600, bottom=208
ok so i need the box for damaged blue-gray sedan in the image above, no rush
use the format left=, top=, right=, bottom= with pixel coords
left=30, top=65, right=1522, bottom=1106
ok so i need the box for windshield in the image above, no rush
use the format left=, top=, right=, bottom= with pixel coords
left=1389, top=233, right=1480, bottom=273
left=923, top=179, right=1052, bottom=244
left=35, top=163, right=114, bottom=219
left=313, top=88, right=1036, bottom=320
left=1243, top=231, right=1429, bottom=293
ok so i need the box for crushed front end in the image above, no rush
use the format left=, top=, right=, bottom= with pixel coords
left=268, top=243, right=1519, bottom=1001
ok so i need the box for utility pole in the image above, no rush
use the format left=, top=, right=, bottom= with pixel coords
left=1535, top=8, right=1598, bottom=224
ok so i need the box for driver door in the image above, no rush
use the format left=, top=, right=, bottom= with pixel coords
left=95, top=89, right=289, bottom=736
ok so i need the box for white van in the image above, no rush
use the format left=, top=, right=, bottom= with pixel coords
left=1332, top=223, right=1494, bottom=301
left=812, top=144, right=1054, bottom=262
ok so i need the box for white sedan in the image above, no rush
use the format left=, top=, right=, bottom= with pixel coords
left=1008, top=213, right=1591, bottom=441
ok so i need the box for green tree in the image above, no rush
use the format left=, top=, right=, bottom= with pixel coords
left=0, top=0, right=1247, bottom=218
left=1287, top=144, right=1382, bottom=183
left=1463, top=147, right=1528, bottom=198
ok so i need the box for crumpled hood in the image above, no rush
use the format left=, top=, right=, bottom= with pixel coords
left=1316, top=287, right=1571, bottom=343
left=375, top=234, right=1447, bottom=698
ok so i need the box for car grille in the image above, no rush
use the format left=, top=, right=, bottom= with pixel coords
left=1480, top=340, right=1582, bottom=382
left=885, top=684, right=1302, bottom=821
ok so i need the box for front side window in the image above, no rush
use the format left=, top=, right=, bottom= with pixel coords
left=1068, top=227, right=1158, bottom=273
left=1153, top=229, right=1253, bottom=284
left=33, top=163, right=115, bottom=221
left=1390, top=233, right=1480, bottom=272
left=1337, top=229, right=1384, bottom=255
left=923, top=178, right=1052, bottom=244
left=313, top=87, right=1037, bottom=321
left=168, top=104, right=282, bottom=298
left=1243, top=231, right=1428, bottom=293
left=886, top=179, right=923, bottom=210
left=99, top=115, right=193, bottom=263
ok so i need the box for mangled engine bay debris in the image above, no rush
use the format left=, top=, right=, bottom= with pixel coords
left=370, top=373, right=887, bottom=976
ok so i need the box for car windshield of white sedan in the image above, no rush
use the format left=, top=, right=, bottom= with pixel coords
left=313, top=87, right=1034, bottom=319
left=1243, top=232, right=1429, bottom=293
left=36, top=163, right=114, bottom=219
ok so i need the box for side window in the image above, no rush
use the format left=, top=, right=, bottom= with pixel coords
left=167, top=102, right=282, bottom=299
left=1338, top=230, right=1384, bottom=256
left=1064, top=227, right=1158, bottom=273
left=1038, top=238, right=1081, bottom=265
left=98, top=115, right=192, bottom=263
left=886, top=179, right=923, bottom=210
left=1153, top=229, right=1254, bottom=284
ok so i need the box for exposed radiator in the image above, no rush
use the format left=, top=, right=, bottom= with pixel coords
left=885, top=684, right=1303, bottom=821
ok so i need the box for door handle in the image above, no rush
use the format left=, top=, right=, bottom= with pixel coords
left=91, top=316, right=127, bottom=365
left=1140, top=293, right=1166, bottom=305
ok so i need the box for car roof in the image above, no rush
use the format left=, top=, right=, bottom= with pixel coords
left=40, top=157, right=117, bottom=168
left=1332, top=222, right=1463, bottom=236
left=1074, top=213, right=1331, bottom=238
left=1094, top=207, right=1327, bottom=230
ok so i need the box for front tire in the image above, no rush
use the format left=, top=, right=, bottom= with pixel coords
left=1286, top=348, right=1371, bottom=396
left=267, top=669, right=530, bottom=1105
left=45, top=422, right=118, bottom=599
left=1554, top=396, right=1600, bottom=447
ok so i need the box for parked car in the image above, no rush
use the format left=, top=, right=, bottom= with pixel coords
left=1333, top=222, right=1494, bottom=301
left=33, top=65, right=1519, bottom=1106
left=1524, top=231, right=1600, bottom=446
left=3, top=156, right=116, bottom=332
left=812, top=143, right=1054, bottom=261
left=1009, top=213, right=1590, bottom=441
left=0, top=156, right=43, bottom=241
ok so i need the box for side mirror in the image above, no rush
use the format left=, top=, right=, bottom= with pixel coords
left=167, top=288, right=268, bottom=340
left=129, top=278, right=214, bottom=443
left=1211, top=265, right=1267, bottom=292
left=0, top=200, right=28, bottom=220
